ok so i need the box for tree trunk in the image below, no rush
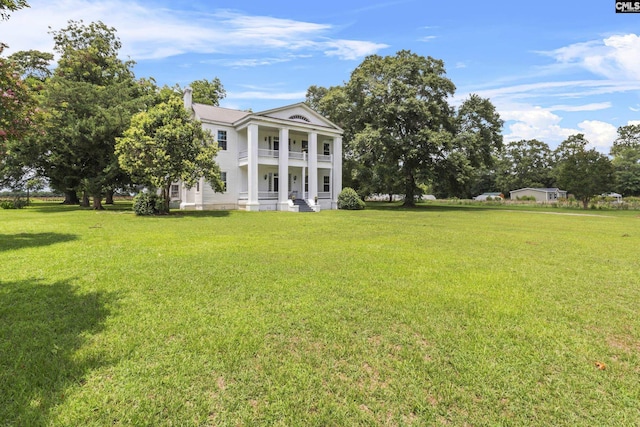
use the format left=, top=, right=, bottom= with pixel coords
left=582, top=198, right=589, bottom=209
left=402, top=169, right=416, bottom=207
left=388, top=193, right=393, bottom=203
left=105, top=189, right=114, bottom=204
left=62, top=190, right=79, bottom=205
left=80, top=191, right=90, bottom=207
left=92, top=195, right=104, bottom=210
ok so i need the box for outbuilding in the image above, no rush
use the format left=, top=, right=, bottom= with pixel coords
left=509, top=188, right=567, bottom=202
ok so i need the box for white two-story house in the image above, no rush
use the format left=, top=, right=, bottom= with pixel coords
left=176, top=88, right=343, bottom=211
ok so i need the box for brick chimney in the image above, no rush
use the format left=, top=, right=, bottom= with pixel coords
left=183, top=86, right=193, bottom=110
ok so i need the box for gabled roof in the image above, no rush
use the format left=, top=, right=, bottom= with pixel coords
left=192, top=103, right=251, bottom=125
left=252, top=102, right=343, bottom=132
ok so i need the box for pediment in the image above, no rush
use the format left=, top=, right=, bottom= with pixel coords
left=255, top=103, right=342, bottom=131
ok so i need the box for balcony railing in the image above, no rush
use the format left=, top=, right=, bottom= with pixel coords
left=317, top=192, right=331, bottom=199
left=259, top=149, right=279, bottom=158
left=238, top=191, right=282, bottom=200
left=239, top=150, right=333, bottom=164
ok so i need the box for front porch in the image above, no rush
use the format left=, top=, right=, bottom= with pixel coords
left=238, top=164, right=335, bottom=211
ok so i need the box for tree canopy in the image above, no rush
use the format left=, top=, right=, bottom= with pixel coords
left=0, top=44, right=40, bottom=189
left=307, top=50, right=502, bottom=204
left=554, top=134, right=614, bottom=208
left=0, top=0, right=28, bottom=20
left=189, top=78, right=226, bottom=106
left=35, top=20, right=152, bottom=208
left=496, top=139, right=554, bottom=194
left=116, top=95, right=224, bottom=213
left=610, top=124, right=640, bottom=196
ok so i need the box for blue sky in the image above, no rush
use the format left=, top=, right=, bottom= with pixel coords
left=3, top=0, right=640, bottom=151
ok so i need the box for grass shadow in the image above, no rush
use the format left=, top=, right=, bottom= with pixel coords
left=27, top=202, right=133, bottom=213
left=143, top=210, right=232, bottom=219
left=364, top=201, right=497, bottom=213
left=0, top=233, right=78, bottom=252
left=0, top=278, right=116, bottom=425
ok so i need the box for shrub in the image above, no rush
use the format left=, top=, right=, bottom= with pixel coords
left=0, top=198, right=27, bottom=209
left=338, top=187, right=365, bottom=210
left=133, top=192, right=167, bottom=215
left=1, top=200, right=15, bottom=209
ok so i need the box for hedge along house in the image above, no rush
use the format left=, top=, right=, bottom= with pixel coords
left=176, top=88, right=343, bottom=211
left=509, top=187, right=568, bottom=202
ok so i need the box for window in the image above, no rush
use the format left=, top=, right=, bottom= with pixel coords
left=323, top=143, right=330, bottom=156
left=323, top=176, right=330, bottom=192
left=305, top=175, right=308, bottom=192
left=302, top=140, right=308, bottom=153
left=221, top=172, right=227, bottom=192
left=196, top=181, right=200, bottom=192
left=273, top=137, right=279, bottom=151
left=217, top=130, right=227, bottom=150
left=170, top=184, right=179, bottom=199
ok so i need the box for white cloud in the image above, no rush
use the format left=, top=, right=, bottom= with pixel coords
left=543, top=33, right=640, bottom=80
left=419, top=36, right=437, bottom=42
left=577, top=120, right=617, bottom=151
left=549, top=102, right=611, bottom=112
left=321, top=39, right=389, bottom=60
left=501, top=106, right=578, bottom=144
left=2, top=0, right=387, bottom=61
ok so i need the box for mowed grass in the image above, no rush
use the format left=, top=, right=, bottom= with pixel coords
left=1, top=203, right=639, bottom=426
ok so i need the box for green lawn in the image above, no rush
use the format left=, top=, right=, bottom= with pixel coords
left=1, top=202, right=639, bottom=426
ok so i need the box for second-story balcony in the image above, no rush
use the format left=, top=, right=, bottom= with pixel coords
left=239, top=150, right=333, bottom=165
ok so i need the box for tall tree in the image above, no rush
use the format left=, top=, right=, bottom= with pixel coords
left=554, top=134, right=614, bottom=208
left=307, top=51, right=502, bottom=204
left=116, top=96, right=224, bottom=213
left=610, top=124, right=640, bottom=196
left=0, top=44, right=40, bottom=189
left=436, top=94, right=503, bottom=198
left=496, top=139, right=554, bottom=194
left=37, top=20, right=146, bottom=208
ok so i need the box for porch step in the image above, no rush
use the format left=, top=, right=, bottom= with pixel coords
left=293, top=199, right=315, bottom=212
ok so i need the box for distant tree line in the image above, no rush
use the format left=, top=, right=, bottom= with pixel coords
left=306, top=51, right=638, bottom=207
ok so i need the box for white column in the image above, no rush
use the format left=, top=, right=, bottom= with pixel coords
left=332, top=136, right=342, bottom=209
left=308, top=132, right=318, bottom=203
left=180, top=182, right=188, bottom=209
left=278, top=127, right=289, bottom=210
left=246, top=123, right=260, bottom=211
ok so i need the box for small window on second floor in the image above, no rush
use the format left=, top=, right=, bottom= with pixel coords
left=217, top=130, right=227, bottom=150
left=221, top=172, right=227, bottom=192
left=323, top=143, right=330, bottom=156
